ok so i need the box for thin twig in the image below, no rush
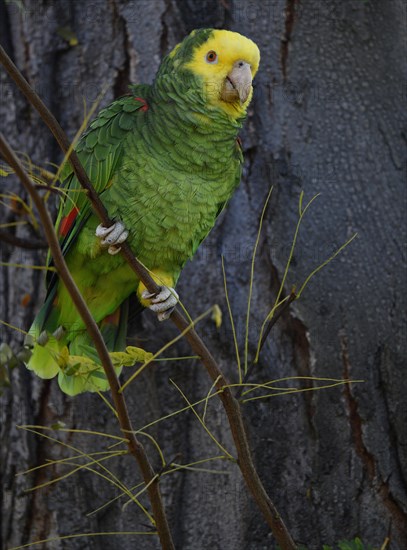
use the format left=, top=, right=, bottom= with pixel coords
left=235, top=291, right=297, bottom=400
left=0, top=45, right=297, bottom=550
left=35, top=183, right=68, bottom=196
left=0, top=133, right=175, bottom=550
left=258, top=291, right=297, bottom=354
left=157, top=453, right=183, bottom=477
left=169, top=315, right=297, bottom=548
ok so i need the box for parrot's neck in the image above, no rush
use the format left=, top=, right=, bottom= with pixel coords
left=148, top=74, right=244, bottom=172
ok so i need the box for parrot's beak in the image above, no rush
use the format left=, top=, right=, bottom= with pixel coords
left=221, top=61, right=253, bottom=105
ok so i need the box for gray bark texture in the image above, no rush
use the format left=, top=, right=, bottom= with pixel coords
left=1, top=0, right=406, bottom=548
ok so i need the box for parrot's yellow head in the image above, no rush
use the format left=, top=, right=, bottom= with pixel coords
left=160, top=29, right=260, bottom=121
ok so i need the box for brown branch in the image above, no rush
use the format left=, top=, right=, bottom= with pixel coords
left=0, top=45, right=297, bottom=549
left=0, top=133, right=175, bottom=550
left=0, top=229, right=47, bottom=249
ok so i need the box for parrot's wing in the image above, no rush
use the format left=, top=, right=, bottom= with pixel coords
left=46, top=85, right=150, bottom=287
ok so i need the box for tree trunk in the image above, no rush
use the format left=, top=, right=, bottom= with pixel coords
left=1, top=1, right=406, bottom=548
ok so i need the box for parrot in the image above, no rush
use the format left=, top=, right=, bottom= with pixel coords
left=25, top=28, right=260, bottom=395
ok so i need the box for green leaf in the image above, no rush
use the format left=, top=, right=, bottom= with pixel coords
left=109, top=351, right=136, bottom=367
left=57, top=26, right=78, bottom=47
left=125, top=346, right=154, bottom=362
left=337, top=538, right=375, bottom=550
left=57, top=365, right=114, bottom=396
left=0, top=343, right=13, bottom=365
left=51, top=421, right=66, bottom=430
left=90, top=370, right=108, bottom=381
left=64, top=362, right=82, bottom=376
left=211, top=304, right=222, bottom=329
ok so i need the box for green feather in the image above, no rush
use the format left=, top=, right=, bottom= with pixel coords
left=119, top=112, right=136, bottom=130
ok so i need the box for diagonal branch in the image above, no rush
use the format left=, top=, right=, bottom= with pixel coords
left=0, top=45, right=297, bottom=550
left=0, top=133, right=175, bottom=550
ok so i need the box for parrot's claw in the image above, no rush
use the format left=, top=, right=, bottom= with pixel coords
left=96, top=221, right=129, bottom=255
left=107, top=245, right=122, bottom=255
left=142, top=286, right=179, bottom=321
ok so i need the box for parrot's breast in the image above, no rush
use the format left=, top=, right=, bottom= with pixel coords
left=99, top=98, right=243, bottom=286
left=107, top=126, right=240, bottom=279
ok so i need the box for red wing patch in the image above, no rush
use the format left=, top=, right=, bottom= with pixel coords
left=59, top=206, right=80, bottom=238
left=134, top=97, right=149, bottom=112
left=102, top=308, right=120, bottom=326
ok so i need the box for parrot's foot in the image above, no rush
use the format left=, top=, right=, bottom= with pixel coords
left=142, top=286, right=179, bottom=321
left=96, top=221, right=129, bottom=255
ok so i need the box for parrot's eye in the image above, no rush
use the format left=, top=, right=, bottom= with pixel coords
left=206, top=50, right=218, bottom=64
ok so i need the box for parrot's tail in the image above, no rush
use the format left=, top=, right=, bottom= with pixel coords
left=25, top=291, right=130, bottom=395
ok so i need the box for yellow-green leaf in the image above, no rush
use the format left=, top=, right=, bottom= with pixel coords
left=66, top=354, right=97, bottom=371
left=57, top=26, right=78, bottom=46
left=109, top=351, right=137, bottom=367
left=56, top=346, right=70, bottom=367
left=211, top=304, right=222, bottom=329
left=125, top=346, right=154, bottom=362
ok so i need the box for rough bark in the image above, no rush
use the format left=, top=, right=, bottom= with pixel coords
left=1, top=1, right=406, bottom=549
